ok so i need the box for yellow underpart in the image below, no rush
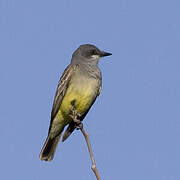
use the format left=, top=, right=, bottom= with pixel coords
left=55, top=75, right=99, bottom=126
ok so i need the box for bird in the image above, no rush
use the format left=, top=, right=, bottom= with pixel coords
left=39, top=44, right=112, bottom=161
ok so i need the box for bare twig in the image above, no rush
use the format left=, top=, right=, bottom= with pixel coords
left=80, top=127, right=101, bottom=180
left=71, top=105, right=101, bottom=180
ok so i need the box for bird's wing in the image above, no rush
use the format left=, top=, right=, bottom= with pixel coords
left=50, top=64, right=78, bottom=125
left=97, top=85, right=102, bottom=96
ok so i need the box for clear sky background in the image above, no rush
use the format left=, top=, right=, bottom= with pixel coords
left=0, top=0, right=180, bottom=179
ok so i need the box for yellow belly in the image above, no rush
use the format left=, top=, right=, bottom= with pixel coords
left=53, top=67, right=100, bottom=127
left=62, top=83, right=96, bottom=114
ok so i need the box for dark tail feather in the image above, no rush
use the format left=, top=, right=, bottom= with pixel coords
left=39, top=133, right=62, bottom=161
left=62, top=122, right=76, bottom=142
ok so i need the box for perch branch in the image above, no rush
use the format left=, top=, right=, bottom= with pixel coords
left=71, top=103, right=101, bottom=180
left=80, top=127, right=101, bottom=180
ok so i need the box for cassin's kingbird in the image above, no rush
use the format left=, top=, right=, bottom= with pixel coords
left=39, top=44, right=112, bottom=161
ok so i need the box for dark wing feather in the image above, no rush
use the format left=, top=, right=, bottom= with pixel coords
left=48, top=64, right=77, bottom=133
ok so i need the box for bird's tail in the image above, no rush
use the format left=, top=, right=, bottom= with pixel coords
left=39, top=133, right=62, bottom=161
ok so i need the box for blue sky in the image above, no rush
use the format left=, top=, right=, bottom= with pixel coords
left=1, top=0, right=180, bottom=179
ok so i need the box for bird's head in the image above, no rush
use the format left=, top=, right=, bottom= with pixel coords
left=72, top=44, right=112, bottom=64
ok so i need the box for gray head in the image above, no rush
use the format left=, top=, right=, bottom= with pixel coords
left=71, top=44, right=112, bottom=65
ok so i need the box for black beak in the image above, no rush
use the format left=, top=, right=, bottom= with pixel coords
left=100, top=51, right=112, bottom=57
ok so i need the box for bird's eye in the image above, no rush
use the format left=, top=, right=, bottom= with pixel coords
left=91, top=50, right=96, bottom=55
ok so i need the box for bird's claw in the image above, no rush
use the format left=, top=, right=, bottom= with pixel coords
left=75, top=121, right=83, bottom=130
left=70, top=101, right=82, bottom=130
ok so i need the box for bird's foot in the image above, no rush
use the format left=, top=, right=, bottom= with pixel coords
left=74, top=119, right=83, bottom=130
left=70, top=100, right=82, bottom=130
